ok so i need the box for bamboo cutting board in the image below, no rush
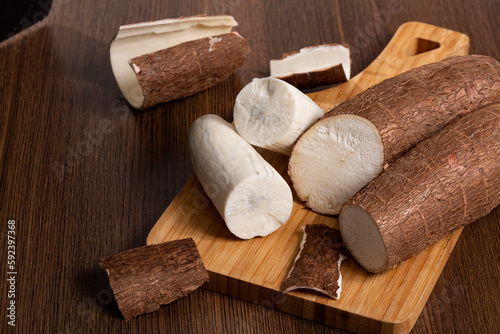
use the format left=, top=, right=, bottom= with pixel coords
left=147, top=22, right=470, bottom=334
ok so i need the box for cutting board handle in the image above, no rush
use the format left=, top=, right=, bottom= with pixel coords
left=379, top=21, right=469, bottom=61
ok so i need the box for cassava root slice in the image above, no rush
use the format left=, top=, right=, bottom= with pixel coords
left=234, top=77, right=324, bottom=156
left=109, top=15, right=247, bottom=109
left=340, top=104, right=500, bottom=273
left=189, top=114, right=293, bottom=239
left=131, top=32, right=249, bottom=109
left=282, top=224, right=347, bottom=299
left=270, top=44, right=350, bottom=89
left=290, top=55, right=500, bottom=215
left=98, top=238, right=209, bottom=320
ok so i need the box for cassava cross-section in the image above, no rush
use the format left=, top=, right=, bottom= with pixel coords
left=340, top=104, right=500, bottom=273
left=289, top=55, right=500, bottom=215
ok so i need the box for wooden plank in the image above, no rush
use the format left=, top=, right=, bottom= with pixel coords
left=147, top=22, right=470, bottom=334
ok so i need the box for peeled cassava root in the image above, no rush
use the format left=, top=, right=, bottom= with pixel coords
left=289, top=55, right=500, bottom=215
left=270, top=44, right=351, bottom=90
left=340, top=105, right=500, bottom=273
left=189, top=114, right=293, bottom=239
left=110, top=15, right=249, bottom=109
left=234, top=78, right=324, bottom=156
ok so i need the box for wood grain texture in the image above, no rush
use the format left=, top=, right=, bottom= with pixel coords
left=0, top=0, right=499, bottom=333
left=146, top=22, right=473, bottom=334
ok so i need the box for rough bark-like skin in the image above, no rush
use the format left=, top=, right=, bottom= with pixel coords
left=275, top=44, right=349, bottom=90
left=130, top=32, right=250, bottom=109
left=342, top=105, right=500, bottom=273
left=99, top=238, right=209, bottom=320
left=282, top=225, right=347, bottom=299
left=322, top=55, right=500, bottom=162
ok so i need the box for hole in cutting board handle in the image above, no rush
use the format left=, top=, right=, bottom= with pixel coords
left=408, top=38, right=441, bottom=56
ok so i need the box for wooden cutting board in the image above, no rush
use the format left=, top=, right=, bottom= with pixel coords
left=147, top=22, right=470, bottom=334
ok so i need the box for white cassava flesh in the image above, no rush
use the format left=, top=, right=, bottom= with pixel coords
left=110, top=15, right=237, bottom=108
left=270, top=44, right=351, bottom=80
left=289, top=115, right=384, bottom=215
left=189, top=114, right=293, bottom=239
left=234, top=78, right=324, bottom=156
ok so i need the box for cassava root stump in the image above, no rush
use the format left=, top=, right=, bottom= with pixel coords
left=109, top=15, right=249, bottom=109
left=98, top=238, right=209, bottom=320
left=282, top=224, right=347, bottom=299
left=270, top=44, right=350, bottom=90
left=340, top=104, right=500, bottom=273
left=189, top=114, right=293, bottom=239
left=289, top=55, right=500, bottom=215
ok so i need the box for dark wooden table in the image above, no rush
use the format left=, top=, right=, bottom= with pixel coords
left=1, top=0, right=499, bottom=333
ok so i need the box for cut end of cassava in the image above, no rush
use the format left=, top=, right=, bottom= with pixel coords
left=234, top=77, right=324, bottom=156
left=289, top=114, right=384, bottom=215
left=225, top=175, right=293, bottom=239
left=270, top=44, right=350, bottom=89
left=340, top=205, right=387, bottom=273
left=109, top=15, right=238, bottom=109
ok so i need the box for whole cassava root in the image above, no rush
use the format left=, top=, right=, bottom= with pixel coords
left=289, top=55, right=500, bottom=215
left=340, top=104, right=500, bottom=273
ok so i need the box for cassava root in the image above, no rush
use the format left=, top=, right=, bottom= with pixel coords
left=340, top=104, right=500, bottom=273
left=289, top=55, right=500, bottom=214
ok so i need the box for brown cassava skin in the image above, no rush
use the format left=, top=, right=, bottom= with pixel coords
left=322, top=55, right=500, bottom=162
left=130, top=32, right=250, bottom=109
left=277, top=63, right=347, bottom=90
left=275, top=44, right=349, bottom=90
left=341, top=105, right=500, bottom=273
left=99, top=238, right=208, bottom=320
left=282, top=225, right=347, bottom=299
